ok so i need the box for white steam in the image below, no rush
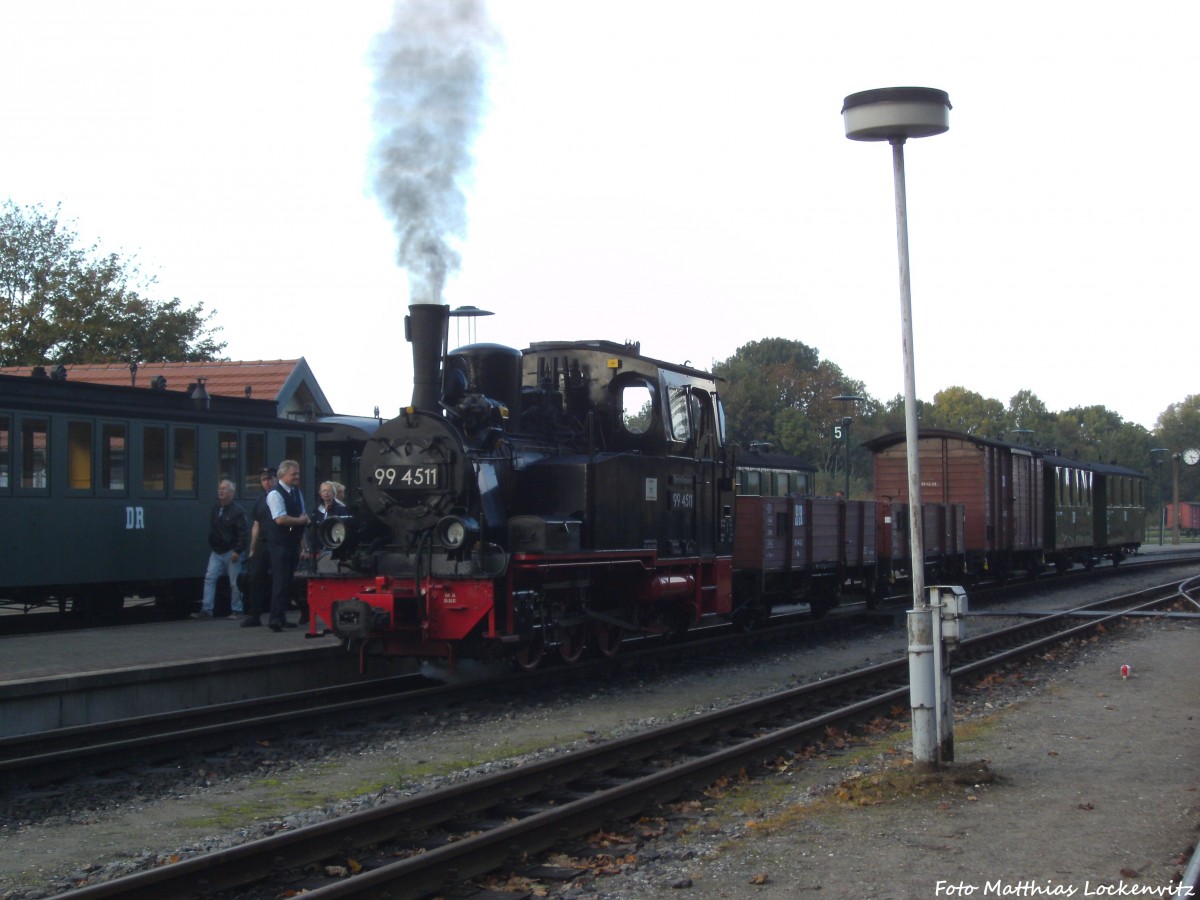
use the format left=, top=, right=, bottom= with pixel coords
left=370, top=0, right=496, bottom=305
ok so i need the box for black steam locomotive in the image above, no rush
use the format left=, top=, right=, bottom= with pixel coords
left=308, top=303, right=855, bottom=668
left=305, top=304, right=1146, bottom=670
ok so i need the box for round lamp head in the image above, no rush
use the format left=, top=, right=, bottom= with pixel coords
left=842, top=87, right=951, bottom=142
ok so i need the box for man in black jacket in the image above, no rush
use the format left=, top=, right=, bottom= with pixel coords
left=240, top=468, right=277, bottom=627
left=199, top=479, right=249, bottom=618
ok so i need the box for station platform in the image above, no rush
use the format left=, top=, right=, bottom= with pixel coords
left=0, top=615, right=362, bottom=738
left=0, top=613, right=335, bottom=682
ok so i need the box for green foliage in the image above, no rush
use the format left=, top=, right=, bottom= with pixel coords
left=1006, top=389, right=1055, bottom=437
left=0, top=200, right=225, bottom=366
left=923, top=386, right=1006, bottom=437
left=714, top=338, right=876, bottom=495
left=714, top=337, right=821, bottom=447
left=1152, top=396, right=1200, bottom=505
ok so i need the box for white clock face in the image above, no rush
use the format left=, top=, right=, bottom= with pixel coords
left=1185, top=448, right=1200, bottom=466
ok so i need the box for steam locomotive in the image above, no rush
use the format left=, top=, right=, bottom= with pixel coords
left=306, top=303, right=873, bottom=668
left=305, top=303, right=1146, bottom=670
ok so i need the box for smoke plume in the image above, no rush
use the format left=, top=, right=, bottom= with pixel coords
left=371, top=0, right=496, bottom=305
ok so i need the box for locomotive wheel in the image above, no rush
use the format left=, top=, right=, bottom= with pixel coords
left=514, top=633, right=546, bottom=671
left=592, top=622, right=624, bottom=658
left=556, top=624, right=587, bottom=664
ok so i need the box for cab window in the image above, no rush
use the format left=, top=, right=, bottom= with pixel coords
left=621, top=382, right=654, bottom=435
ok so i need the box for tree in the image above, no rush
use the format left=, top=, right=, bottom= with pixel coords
left=1154, top=396, right=1200, bottom=504
left=1005, top=389, right=1056, bottom=442
left=713, top=338, right=879, bottom=493
left=0, top=201, right=225, bottom=366
left=714, top=337, right=821, bottom=448
left=923, top=386, right=1006, bottom=437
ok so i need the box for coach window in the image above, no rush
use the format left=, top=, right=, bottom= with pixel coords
left=143, top=425, right=166, bottom=492
left=0, top=415, right=9, bottom=489
left=218, top=430, right=239, bottom=485
left=742, top=470, right=762, bottom=495
left=173, top=427, right=197, bottom=495
left=794, top=472, right=811, bottom=496
left=67, top=421, right=93, bottom=490
left=21, top=418, right=48, bottom=490
left=244, top=431, right=266, bottom=495
left=102, top=424, right=126, bottom=491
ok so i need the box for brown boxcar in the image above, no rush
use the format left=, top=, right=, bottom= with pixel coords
left=868, top=429, right=1041, bottom=580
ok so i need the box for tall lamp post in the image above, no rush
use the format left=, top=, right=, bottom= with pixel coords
left=843, top=86, right=950, bottom=768
left=1150, top=448, right=1169, bottom=546
left=833, top=394, right=864, bottom=498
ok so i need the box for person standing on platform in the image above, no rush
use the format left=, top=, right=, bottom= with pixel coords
left=298, top=480, right=350, bottom=625
left=310, top=480, right=350, bottom=561
left=266, top=459, right=309, bottom=632
left=199, top=479, right=248, bottom=618
left=240, top=467, right=277, bottom=628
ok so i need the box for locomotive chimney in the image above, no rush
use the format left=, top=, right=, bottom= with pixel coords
left=406, top=302, right=450, bottom=411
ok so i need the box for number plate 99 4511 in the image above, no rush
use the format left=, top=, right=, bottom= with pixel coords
left=375, top=465, right=442, bottom=488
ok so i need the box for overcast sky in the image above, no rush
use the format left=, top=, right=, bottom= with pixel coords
left=3, top=1, right=1195, bottom=431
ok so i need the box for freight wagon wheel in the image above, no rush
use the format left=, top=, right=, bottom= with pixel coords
left=863, top=573, right=880, bottom=610
left=514, top=633, right=546, bottom=671
left=592, top=622, right=624, bottom=658
left=556, top=624, right=587, bottom=663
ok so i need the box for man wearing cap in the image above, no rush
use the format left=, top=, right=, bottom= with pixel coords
left=266, top=459, right=310, bottom=631
left=240, top=467, right=277, bottom=627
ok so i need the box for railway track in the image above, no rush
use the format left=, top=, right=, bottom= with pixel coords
left=54, top=580, right=1190, bottom=899
left=0, top=605, right=874, bottom=791
left=7, top=552, right=1195, bottom=790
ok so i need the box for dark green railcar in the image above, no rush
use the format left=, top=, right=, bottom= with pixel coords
left=0, top=370, right=320, bottom=619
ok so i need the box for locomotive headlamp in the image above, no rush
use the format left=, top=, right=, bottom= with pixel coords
left=436, top=514, right=480, bottom=550
left=318, top=516, right=352, bottom=549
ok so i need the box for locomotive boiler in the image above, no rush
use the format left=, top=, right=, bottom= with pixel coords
left=307, top=302, right=738, bottom=668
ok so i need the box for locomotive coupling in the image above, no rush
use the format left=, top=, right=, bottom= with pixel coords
left=332, top=598, right=391, bottom=642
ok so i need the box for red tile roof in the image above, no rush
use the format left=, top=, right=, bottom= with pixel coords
left=0, top=360, right=300, bottom=403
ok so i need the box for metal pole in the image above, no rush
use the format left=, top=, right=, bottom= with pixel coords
left=893, top=137, right=936, bottom=770
left=892, top=138, right=926, bottom=608
left=1174, top=453, right=1182, bottom=545
left=844, top=419, right=852, bottom=499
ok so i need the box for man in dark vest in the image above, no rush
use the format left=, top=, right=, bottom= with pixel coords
left=266, top=458, right=310, bottom=631
left=240, top=467, right=277, bottom=627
